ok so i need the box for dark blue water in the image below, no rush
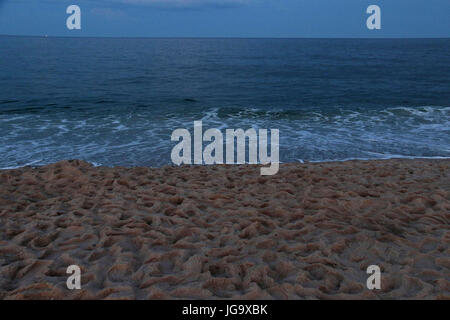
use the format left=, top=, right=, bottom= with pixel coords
left=0, top=36, right=449, bottom=168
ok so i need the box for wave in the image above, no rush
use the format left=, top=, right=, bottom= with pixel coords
left=0, top=105, right=448, bottom=169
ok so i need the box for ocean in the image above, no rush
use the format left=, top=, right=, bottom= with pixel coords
left=0, top=36, right=449, bottom=168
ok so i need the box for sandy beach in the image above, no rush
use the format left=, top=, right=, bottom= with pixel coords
left=0, top=159, right=448, bottom=299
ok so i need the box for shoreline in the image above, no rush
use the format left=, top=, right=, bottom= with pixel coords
left=2, top=156, right=450, bottom=171
left=0, top=158, right=449, bottom=299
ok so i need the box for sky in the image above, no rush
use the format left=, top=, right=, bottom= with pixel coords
left=0, top=0, right=449, bottom=38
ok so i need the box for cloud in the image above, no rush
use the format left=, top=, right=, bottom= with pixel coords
left=90, top=7, right=128, bottom=19
left=106, top=0, right=252, bottom=9
left=13, top=0, right=253, bottom=9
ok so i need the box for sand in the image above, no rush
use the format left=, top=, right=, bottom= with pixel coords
left=0, top=159, right=449, bottom=300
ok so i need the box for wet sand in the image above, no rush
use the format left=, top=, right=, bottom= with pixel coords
left=0, top=159, right=449, bottom=299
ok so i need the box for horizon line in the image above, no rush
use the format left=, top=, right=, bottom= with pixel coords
left=1, top=34, right=450, bottom=40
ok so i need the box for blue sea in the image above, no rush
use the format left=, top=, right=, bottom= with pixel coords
left=0, top=36, right=449, bottom=168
